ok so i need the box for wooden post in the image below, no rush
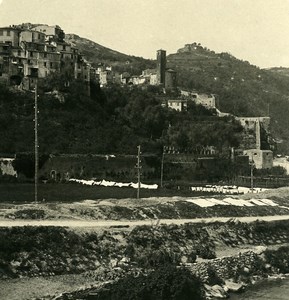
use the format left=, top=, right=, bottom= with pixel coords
left=160, top=146, right=165, bottom=188
left=250, top=161, right=254, bottom=193
left=34, top=80, right=38, bottom=203
left=137, top=145, right=141, bottom=199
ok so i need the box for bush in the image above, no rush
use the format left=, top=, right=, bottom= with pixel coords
left=86, top=265, right=205, bottom=300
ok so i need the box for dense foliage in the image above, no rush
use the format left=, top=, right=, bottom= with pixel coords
left=168, top=43, right=289, bottom=153
left=44, top=34, right=289, bottom=153
left=0, top=80, right=243, bottom=157
left=88, top=265, right=205, bottom=300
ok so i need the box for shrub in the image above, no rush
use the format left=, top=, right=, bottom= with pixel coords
left=85, top=265, right=205, bottom=300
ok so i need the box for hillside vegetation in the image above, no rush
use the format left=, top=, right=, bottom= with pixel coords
left=2, top=33, right=289, bottom=157
left=61, top=34, right=289, bottom=153
left=65, top=34, right=155, bottom=75
left=166, top=43, right=289, bottom=152
left=0, top=76, right=243, bottom=158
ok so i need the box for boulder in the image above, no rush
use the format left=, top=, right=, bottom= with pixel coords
left=224, top=280, right=244, bottom=292
left=205, top=284, right=228, bottom=299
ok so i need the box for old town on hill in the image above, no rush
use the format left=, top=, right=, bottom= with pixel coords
left=0, top=24, right=288, bottom=188
left=2, top=17, right=289, bottom=300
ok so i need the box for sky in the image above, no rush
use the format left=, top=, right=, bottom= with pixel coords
left=0, top=0, right=289, bottom=68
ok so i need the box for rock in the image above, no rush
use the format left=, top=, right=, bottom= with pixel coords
left=110, top=259, right=118, bottom=268
left=205, top=284, right=228, bottom=299
left=265, top=263, right=271, bottom=269
left=120, top=256, right=130, bottom=263
left=254, top=246, right=267, bottom=254
left=181, top=256, right=188, bottom=264
left=224, top=280, right=244, bottom=292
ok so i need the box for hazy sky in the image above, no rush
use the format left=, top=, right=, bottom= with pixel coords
left=0, top=0, right=289, bottom=68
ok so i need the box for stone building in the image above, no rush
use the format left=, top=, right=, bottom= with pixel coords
left=238, top=117, right=273, bottom=169
left=165, top=68, right=177, bottom=90
left=31, top=25, right=65, bottom=42
left=180, top=90, right=216, bottom=109
left=167, top=99, right=187, bottom=111
left=0, top=27, right=20, bottom=46
left=236, top=117, right=270, bottom=133
left=0, top=24, right=91, bottom=89
left=0, top=158, right=17, bottom=177
left=243, top=149, right=273, bottom=169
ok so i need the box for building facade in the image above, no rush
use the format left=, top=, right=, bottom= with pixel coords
left=167, top=99, right=187, bottom=111
left=243, top=149, right=273, bottom=169
left=0, top=24, right=91, bottom=89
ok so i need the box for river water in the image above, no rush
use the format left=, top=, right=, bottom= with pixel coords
left=230, top=277, right=289, bottom=299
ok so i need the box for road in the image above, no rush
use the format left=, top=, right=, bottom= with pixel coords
left=2, top=214, right=289, bottom=227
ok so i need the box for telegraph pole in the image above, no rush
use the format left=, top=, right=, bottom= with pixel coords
left=250, top=160, right=254, bottom=193
left=160, top=146, right=165, bottom=188
left=34, top=80, right=38, bottom=203
left=136, top=145, right=141, bottom=199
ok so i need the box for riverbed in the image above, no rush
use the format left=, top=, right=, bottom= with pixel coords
left=230, top=277, right=289, bottom=299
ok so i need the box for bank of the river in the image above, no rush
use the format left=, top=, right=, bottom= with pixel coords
left=230, top=276, right=289, bottom=300
left=2, top=219, right=289, bottom=299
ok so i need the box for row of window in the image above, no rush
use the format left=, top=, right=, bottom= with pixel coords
left=0, top=30, right=11, bottom=36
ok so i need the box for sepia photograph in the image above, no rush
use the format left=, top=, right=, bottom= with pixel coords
left=1, top=0, right=289, bottom=299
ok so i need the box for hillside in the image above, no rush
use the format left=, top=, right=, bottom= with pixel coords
left=267, top=67, right=289, bottom=77
left=61, top=35, right=289, bottom=153
left=65, top=34, right=155, bottom=74
left=166, top=43, right=289, bottom=153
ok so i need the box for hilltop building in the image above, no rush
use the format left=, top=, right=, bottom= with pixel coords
left=0, top=24, right=93, bottom=90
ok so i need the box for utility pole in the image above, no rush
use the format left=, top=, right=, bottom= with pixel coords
left=136, top=145, right=141, bottom=199
left=250, top=160, right=254, bottom=193
left=34, top=80, right=38, bottom=203
left=160, top=146, right=165, bottom=188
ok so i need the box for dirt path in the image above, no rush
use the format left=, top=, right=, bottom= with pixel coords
left=2, top=214, right=289, bottom=228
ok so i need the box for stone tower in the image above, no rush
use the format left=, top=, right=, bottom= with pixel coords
left=156, top=49, right=166, bottom=85
left=256, top=119, right=261, bottom=150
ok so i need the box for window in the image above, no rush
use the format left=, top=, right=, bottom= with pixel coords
left=6, top=30, right=10, bottom=36
left=18, top=50, right=21, bottom=56
left=44, top=62, right=47, bottom=67
left=44, top=53, right=47, bottom=58
left=50, top=62, right=53, bottom=68
left=0, top=30, right=3, bottom=36
left=63, top=45, right=66, bottom=51
left=30, top=52, right=33, bottom=57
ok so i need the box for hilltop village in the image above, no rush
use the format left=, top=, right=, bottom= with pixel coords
left=2, top=21, right=289, bottom=300
left=0, top=24, right=281, bottom=186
